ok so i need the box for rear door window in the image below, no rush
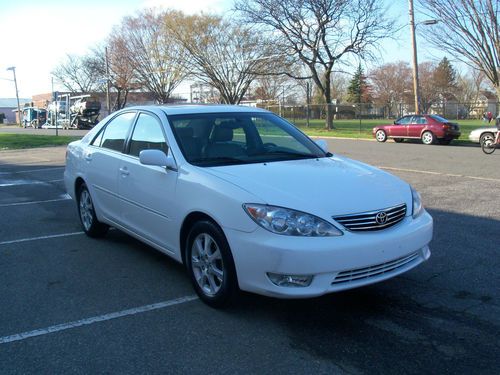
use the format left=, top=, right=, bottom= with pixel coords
left=96, top=112, right=136, bottom=152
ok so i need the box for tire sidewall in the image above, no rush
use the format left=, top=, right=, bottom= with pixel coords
left=185, top=220, right=237, bottom=307
left=422, top=131, right=435, bottom=145
left=480, top=133, right=494, bottom=145
left=77, top=183, right=108, bottom=237
left=376, top=130, right=387, bottom=142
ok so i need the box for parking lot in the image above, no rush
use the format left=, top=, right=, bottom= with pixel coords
left=0, top=139, right=499, bottom=374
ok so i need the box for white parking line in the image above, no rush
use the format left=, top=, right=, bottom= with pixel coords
left=0, top=295, right=198, bottom=345
left=379, top=166, right=500, bottom=182
left=0, top=197, right=71, bottom=207
left=0, top=167, right=65, bottom=175
left=0, top=178, right=63, bottom=187
left=0, top=232, right=84, bottom=246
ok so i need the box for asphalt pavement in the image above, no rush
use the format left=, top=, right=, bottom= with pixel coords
left=0, top=139, right=499, bottom=374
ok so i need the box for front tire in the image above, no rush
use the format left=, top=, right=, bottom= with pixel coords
left=186, top=220, right=238, bottom=308
left=481, top=139, right=496, bottom=154
left=438, top=139, right=452, bottom=145
left=77, top=183, right=109, bottom=237
left=393, top=138, right=403, bottom=143
left=375, top=130, right=387, bottom=142
left=421, top=131, right=435, bottom=145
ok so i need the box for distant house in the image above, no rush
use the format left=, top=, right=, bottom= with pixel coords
left=469, top=90, right=498, bottom=119
left=0, top=98, right=30, bottom=124
left=430, top=93, right=467, bottom=119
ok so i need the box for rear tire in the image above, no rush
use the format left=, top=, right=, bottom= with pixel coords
left=375, top=130, right=387, bottom=142
left=77, top=183, right=109, bottom=237
left=393, top=138, right=403, bottom=143
left=480, top=133, right=495, bottom=145
left=421, top=131, right=435, bottom=145
left=186, top=220, right=238, bottom=308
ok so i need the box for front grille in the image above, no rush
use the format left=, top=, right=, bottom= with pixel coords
left=331, top=251, right=420, bottom=285
left=333, top=203, right=406, bottom=232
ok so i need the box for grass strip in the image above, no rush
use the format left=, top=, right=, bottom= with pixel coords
left=0, top=134, right=81, bottom=151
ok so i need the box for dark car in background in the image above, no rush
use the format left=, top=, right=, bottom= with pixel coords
left=373, top=114, right=461, bottom=145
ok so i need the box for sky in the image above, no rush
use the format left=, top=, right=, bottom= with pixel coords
left=0, top=0, right=450, bottom=100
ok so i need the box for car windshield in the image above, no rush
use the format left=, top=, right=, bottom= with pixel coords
left=167, top=112, right=327, bottom=167
left=429, top=115, right=449, bottom=123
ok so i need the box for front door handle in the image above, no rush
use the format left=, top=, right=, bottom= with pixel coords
left=119, top=167, right=130, bottom=176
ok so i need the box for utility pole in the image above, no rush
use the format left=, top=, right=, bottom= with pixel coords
left=105, top=47, right=111, bottom=115
left=408, top=0, right=420, bottom=115
left=6, top=67, right=21, bottom=127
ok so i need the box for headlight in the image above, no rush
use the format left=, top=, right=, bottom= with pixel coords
left=243, top=204, right=343, bottom=236
left=411, top=186, right=424, bottom=218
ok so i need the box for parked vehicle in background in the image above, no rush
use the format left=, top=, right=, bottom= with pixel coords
left=70, top=96, right=101, bottom=129
left=373, top=114, right=461, bottom=145
left=47, top=101, right=67, bottom=114
left=468, top=126, right=498, bottom=145
left=22, top=107, right=47, bottom=128
left=65, top=105, right=433, bottom=307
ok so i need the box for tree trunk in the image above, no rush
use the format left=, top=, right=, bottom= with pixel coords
left=323, top=71, right=335, bottom=130
left=495, top=85, right=500, bottom=116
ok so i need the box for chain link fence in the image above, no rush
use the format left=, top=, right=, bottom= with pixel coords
left=257, top=102, right=500, bottom=131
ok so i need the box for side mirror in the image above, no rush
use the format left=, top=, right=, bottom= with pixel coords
left=315, top=139, right=328, bottom=153
left=393, top=121, right=397, bottom=125
left=139, top=149, right=177, bottom=170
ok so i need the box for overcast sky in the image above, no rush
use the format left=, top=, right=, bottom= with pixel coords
left=0, top=0, right=448, bottom=99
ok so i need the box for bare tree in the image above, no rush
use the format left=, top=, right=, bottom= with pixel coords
left=52, top=54, right=102, bottom=93
left=419, top=61, right=439, bottom=114
left=117, top=9, right=188, bottom=104
left=370, top=61, right=412, bottom=116
left=456, top=68, right=488, bottom=117
left=235, top=0, right=394, bottom=129
left=166, top=14, right=273, bottom=104
left=253, top=75, right=293, bottom=102
left=91, top=37, right=140, bottom=111
left=419, top=0, right=500, bottom=97
left=370, top=61, right=413, bottom=107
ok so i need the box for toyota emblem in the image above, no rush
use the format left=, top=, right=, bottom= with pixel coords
left=375, top=211, right=388, bottom=225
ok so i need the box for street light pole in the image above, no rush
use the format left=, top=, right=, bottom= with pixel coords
left=105, top=47, right=111, bottom=116
left=408, top=0, right=421, bottom=115
left=6, top=66, right=21, bottom=127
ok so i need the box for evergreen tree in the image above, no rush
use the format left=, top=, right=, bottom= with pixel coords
left=347, top=64, right=372, bottom=103
left=433, top=57, right=457, bottom=94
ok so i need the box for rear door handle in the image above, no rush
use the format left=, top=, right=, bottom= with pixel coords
left=84, top=153, right=92, bottom=161
left=119, top=167, right=129, bottom=176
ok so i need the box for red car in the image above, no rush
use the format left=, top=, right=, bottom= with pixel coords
left=373, top=114, right=461, bottom=145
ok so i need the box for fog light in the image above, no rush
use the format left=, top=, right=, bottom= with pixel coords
left=267, top=273, right=313, bottom=287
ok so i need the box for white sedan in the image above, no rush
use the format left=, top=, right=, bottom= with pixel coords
left=64, top=105, right=433, bottom=307
left=468, top=126, right=499, bottom=144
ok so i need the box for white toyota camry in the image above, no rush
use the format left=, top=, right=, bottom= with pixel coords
left=64, top=105, right=433, bottom=307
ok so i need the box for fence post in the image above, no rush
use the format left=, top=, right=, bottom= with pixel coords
left=358, top=103, right=361, bottom=135
left=306, top=103, right=310, bottom=127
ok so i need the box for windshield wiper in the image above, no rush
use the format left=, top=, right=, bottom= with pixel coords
left=264, top=150, right=318, bottom=159
left=191, top=157, right=246, bottom=166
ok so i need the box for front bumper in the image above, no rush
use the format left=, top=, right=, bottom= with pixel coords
left=224, top=211, right=433, bottom=298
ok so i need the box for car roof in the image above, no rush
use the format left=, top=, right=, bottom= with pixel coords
left=125, top=104, right=270, bottom=116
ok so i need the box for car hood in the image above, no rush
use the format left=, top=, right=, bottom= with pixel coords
left=204, top=156, right=412, bottom=218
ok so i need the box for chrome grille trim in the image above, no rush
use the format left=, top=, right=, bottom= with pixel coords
left=332, top=251, right=420, bottom=285
left=333, top=203, right=407, bottom=232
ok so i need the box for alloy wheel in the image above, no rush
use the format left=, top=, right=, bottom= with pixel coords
left=190, top=233, right=225, bottom=296
left=79, top=189, right=94, bottom=231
